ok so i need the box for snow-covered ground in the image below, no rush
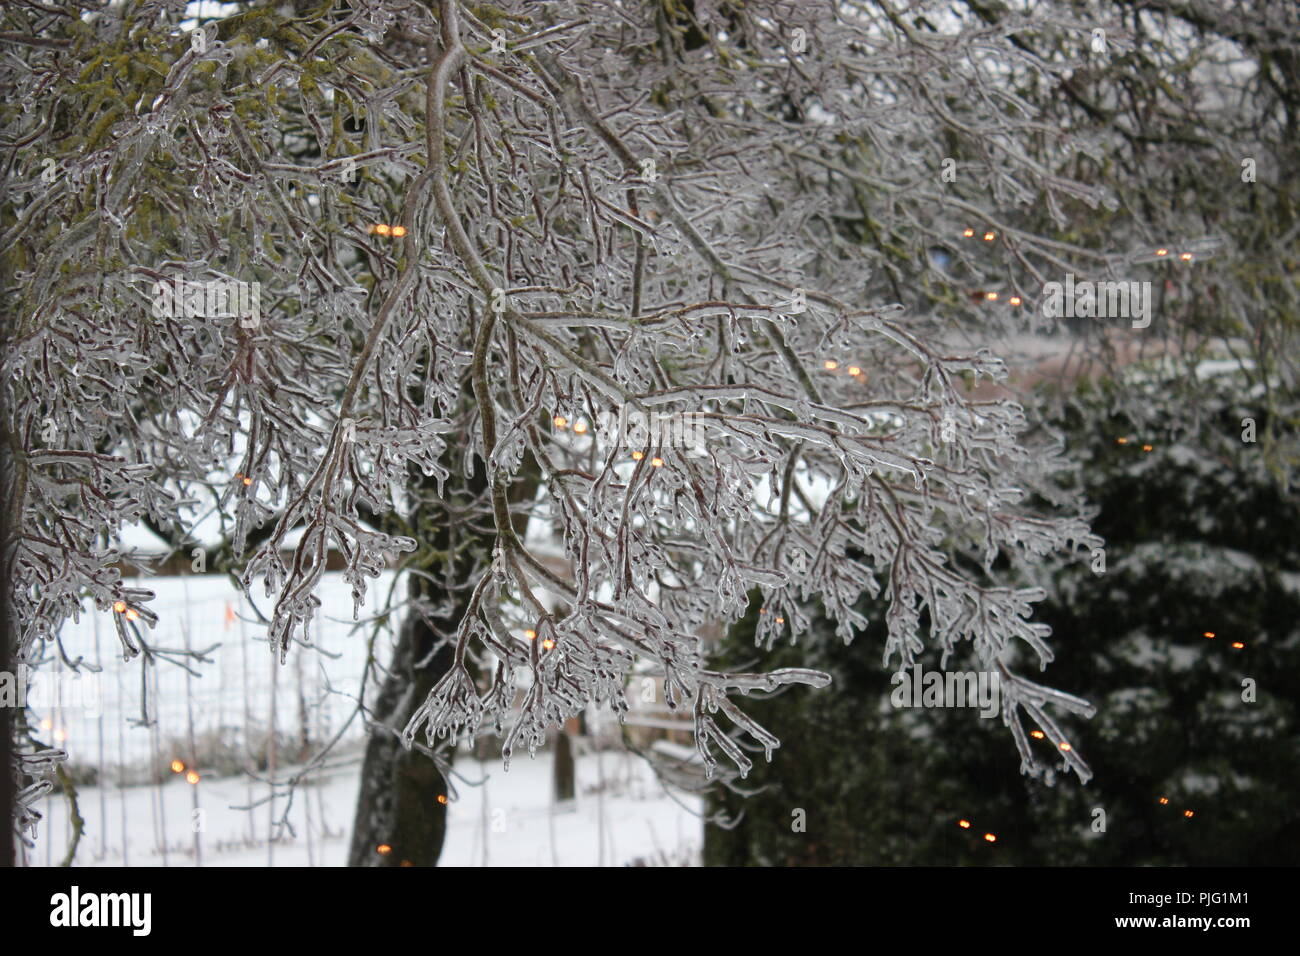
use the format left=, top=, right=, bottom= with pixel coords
left=29, top=746, right=704, bottom=867
left=23, top=570, right=704, bottom=866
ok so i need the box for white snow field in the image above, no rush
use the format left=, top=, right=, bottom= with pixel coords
left=31, top=747, right=704, bottom=867
left=22, top=571, right=704, bottom=867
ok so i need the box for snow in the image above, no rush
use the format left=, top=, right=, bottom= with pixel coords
left=23, top=571, right=704, bottom=867
left=30, top=747, right=704, bottom=867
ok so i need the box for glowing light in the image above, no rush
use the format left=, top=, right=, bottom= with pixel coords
left=631, top=451, right=644, bottom=461
left=376, top=844, right=392, bottom=856
left=1059, top=742, right=1072, bottom=752
left=524, top=629, right=536, bottom=640
left=53, top=728, right=67, bottom=742
left=847, top=366, right=861, bottom=376
left=185, top=770, right=200, bottom=785
left=125, top=609, right=139, bottom=622
left=983, top=231, right=995, bottom=241
left=113, top=601, right=126, bottom=613
left=1030, top=730, right=1045, bottom=739
left=824, top=360, right=838, bottom=370
left=573, top=421, right=588, bottom=434
left=1009, top=296, right=1022, bottom=306
left=985, top=292, right=998, bottom=301
left=437, top=795, right=448, bottom=805
left=1231, top=641, right=1244, bottom=650
left=40, top=718, right=52, bottom=730
left=1116, top=437, right=1129, bottom=445
left=651, top=457, right=664, bottom=467
left=962, top=228, right=975, bottom=238
left=1142, top=444, right=1153, bottom=452
left=1204, top=631, right=1215, bottom=639
left=391, top=225, right=407, bottom=238
left=1180, top=252, right=1193, bottom=261
left=1159, top=797, right=1169, bottom=805
left=984, top=833, right=997, bottom=843
left=1184, top=810, right=1194, bottom=818
left=242, top=476, right=252, bottom=485
left=553, top=415, right=568, bottom=429
left=542, top=638, right=555, bottom=650
left=775, top=617, right=785, bottom=625
left=171, top=760, right=185, bottom=774
left=374, top=224, right=391, bottom=236
left=759, top=608, right=767, bottom=614
left=400, top=860, right=413, bottom=867
left=1155, top=248, right=1169, bottom=257
left=958, top=819, right=971, bottom=829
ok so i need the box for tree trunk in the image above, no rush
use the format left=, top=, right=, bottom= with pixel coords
left=553, top=718, right=578, bottom=803
left=347, top=445, right=540, bottom=866
left=347, top=601, right=455, bottom=867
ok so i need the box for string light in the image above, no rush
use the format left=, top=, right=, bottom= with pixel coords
left=962, top=228, right=975, bottom=238
left=400, top=860, right=414, bottom=867
left=1009, top=296, right=1022, bottom=306
left=1180, top=252, right=1193, bottom=261
left=171, top=760, right=185, bottom=774
left=542, top=638, right=555, bottom=650
left=775, top=616, right=785, bottom=625
left=1155, top=248, right=1168, bottom=257
left=1184, top=810, right=1194, bottom=818
left=1059, top=742, right=1072, bottom=752
left=573, top=421, right=588, bottom=434
left=1141, top=444, right=1153, bottom=452
left=391, top=225, right=407, bottom=238
left=1030, top=729, right=1045, bottom=739
left=984, top=833, right=997, bottom=843
left=376, top=844, right=392, bottom=856
left=185, top=770, right=200, bottom=785
left=524, top=629, right=536, bottom=641
left=40, top=718, right=52, bottom=731
left=373, top=224, right=391, bottom=236
left=553, top=415, right=567, bottom=429
left=1231, top=641, right=1244, bottom=650
left=53, top=728, right=67, bottom=742
left=631, top=451, right=644, bottom=461
left=651, top=457, right=664, bottom=467
left=242, top=476, right=252, bottom=485
left=1158, top=797, right=1169, bottom=805
left=1116, top=437, right=1129, bottom=445
left=958, top=819, right=971, bottom=829
left=1203, top=631, right=1215, bottom=639
left=113, top=601, right=126, bottom=613
left=985, top=292, right=998, bottom=301
left=824, top=360, right=838, bottom=370
left=125, top=609, right=139, bottom=622
left=983, top=231, right=995, bottom=241
left=847, top=366, right=861, bottom=376
left=437, top=795, right=448, bottom=805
